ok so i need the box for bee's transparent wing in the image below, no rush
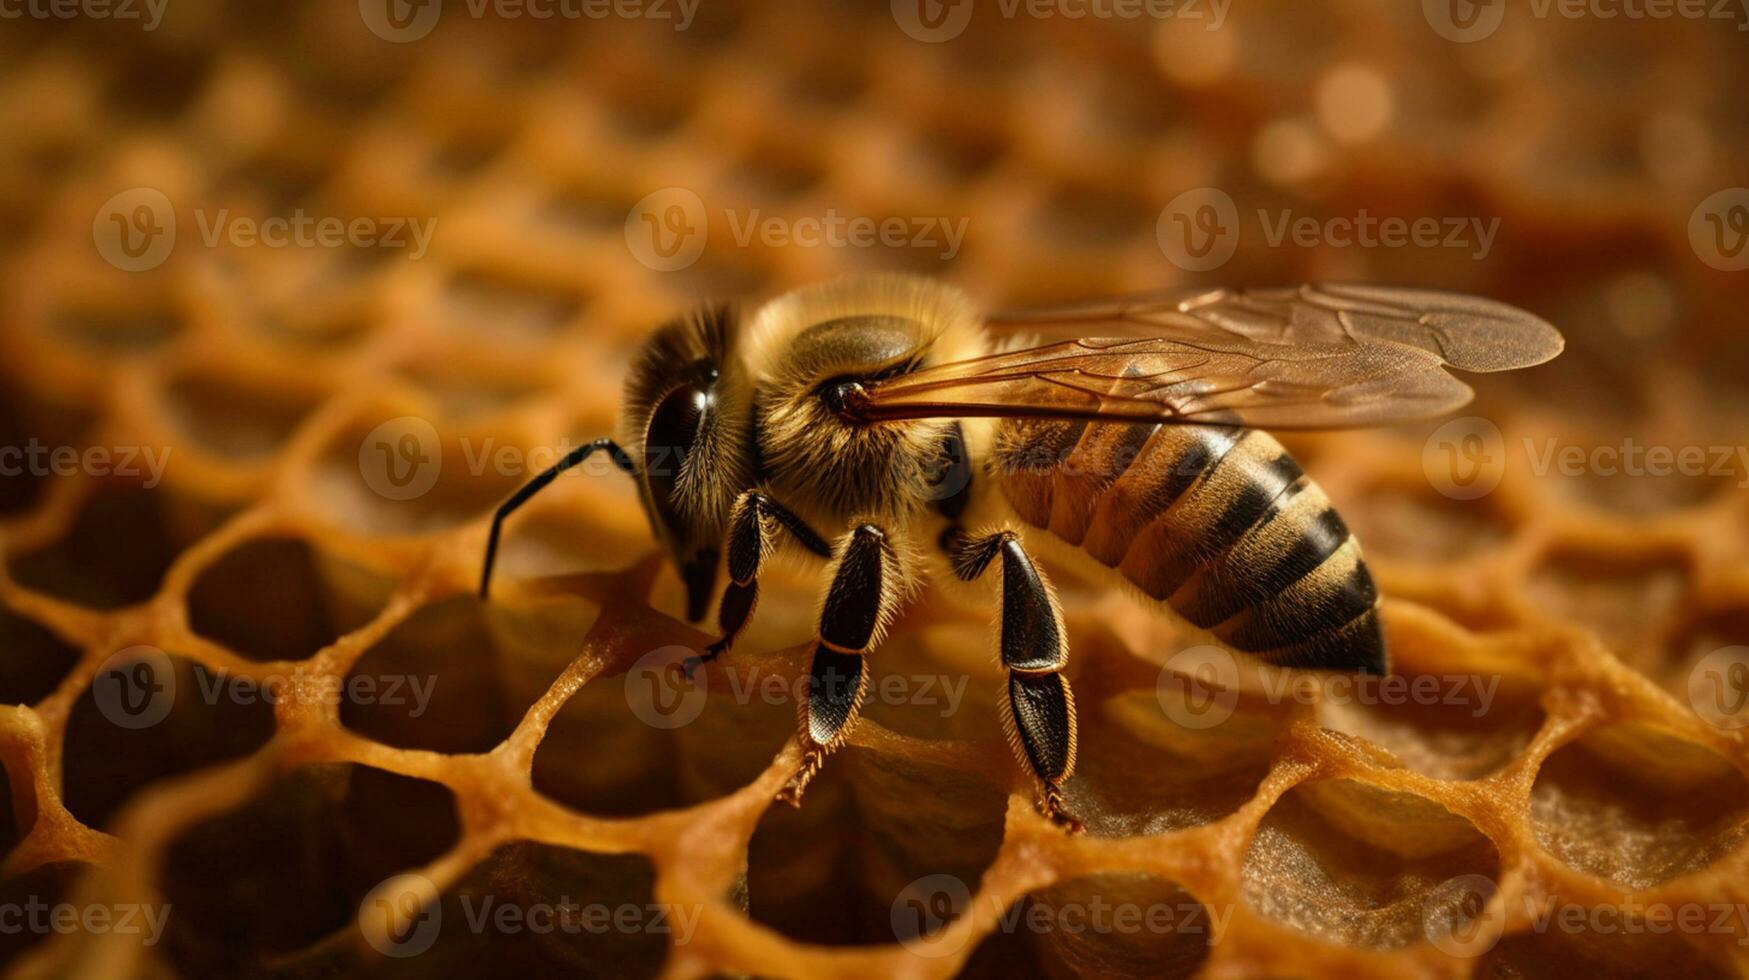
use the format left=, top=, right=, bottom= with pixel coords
left=843, top=283, right=1563, bottom=430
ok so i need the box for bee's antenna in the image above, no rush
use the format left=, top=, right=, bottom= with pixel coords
left=479, top=438, right=636, bottom=599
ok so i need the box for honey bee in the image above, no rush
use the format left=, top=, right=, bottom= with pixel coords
left=478, top=276, right=1562, bottom=831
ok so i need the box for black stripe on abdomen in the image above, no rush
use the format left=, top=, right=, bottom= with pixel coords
left=995, top=422, right=1386, bottom=675
left=1170, top=481, right=1351, bottom=628
left=1117, top=431, right=1301, bottom=600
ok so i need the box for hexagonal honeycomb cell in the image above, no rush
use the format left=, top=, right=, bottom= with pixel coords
left=1, top=3, right=1748, bottom=979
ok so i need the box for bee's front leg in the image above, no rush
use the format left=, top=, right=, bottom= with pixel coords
left=777, top=522, right=901, bottom=808
left=952, top=529, right=1083, bottom=833
left=683, top=490, right=829, bottom=678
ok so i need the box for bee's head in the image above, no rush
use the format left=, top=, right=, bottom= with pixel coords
left=623, top=304, right=748, bottom=622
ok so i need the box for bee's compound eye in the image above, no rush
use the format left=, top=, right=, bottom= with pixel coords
left=644, top=383, right=711, bottom=523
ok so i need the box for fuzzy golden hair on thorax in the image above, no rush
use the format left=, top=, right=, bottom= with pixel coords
left=741, top=275, right=989, bottom=527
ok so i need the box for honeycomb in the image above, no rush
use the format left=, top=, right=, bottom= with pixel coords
left=1, top=1, right=1748, bottom=977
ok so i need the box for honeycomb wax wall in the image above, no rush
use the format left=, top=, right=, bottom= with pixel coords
left=1, top=1, right=1749, bottom=978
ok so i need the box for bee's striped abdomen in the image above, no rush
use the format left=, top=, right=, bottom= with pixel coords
left=993, top=420, right=1384, bottom=674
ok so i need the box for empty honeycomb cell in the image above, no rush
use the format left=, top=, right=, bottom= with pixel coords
left=529, top=659, right=792, bottom=819
left=855, top=624, right=1004, bottom=745
left=441, top=266, right=588, bottom=339
left=388, top=842, right=668, bottom=979
left=486, top=505, right=652, bottom=586
left=158, top=764, right=459, bottom=977
left=597, top=77, right=697, bottom=140
left=340, top=597, right=547, bottom=755
left=0, top=759, right=21, bottom=857
left=255, top=308, right=373, bottom=350
left=656, top=251, right=774, bottom=305
left=745, top=748, right=1007, bottom=947
left=1524, top=548, right=1689, bottom=670
left=1549, top=444, right=1736, bottom=515
left=909, top=119, right=1009, bottom=182
left=6, top=480, right=191, bottom=609
left=162, top=371, right=317, bottom=460
left=1317, top=672, right=1545, bottom=781
left=274, top=46, right=398, bottom=115
left=722, top=144, right=827, bottom=204
left=1059, top=688, right=1279, bottom=838
left=961, top=872, right=1213, bottom=980
left=219, top=156, right=336, bottom=219
left=1478, top=925, right=1736, bottom=980
left=539, top=182, right=642, bottom=237
left=392, top=358, right=550, bottom=422
left=1345, top=480, right=1513, bottom=565
left=844, top=238, right=964, bottom=277
left=309, top=417, right=522, bottom=536
left=1530, top=724, right=1749, bottom=889
left=0, top=606, right=81, bottom=706
left=1242, top=778, right=1502, bottom=950
left=186, top=536, right=393, bottom=663
left=60, top=653, right=276, bottom=830
left=51, top=306, right=182, bottom=356
left=782, top=57, right=869, bottom=110
left=1669, top=608, right=1749, bottom=716
left=100, top=45, right=216, bottom=122
left=0, top=862, right=85, bottom=972
left=0, top=386, right=93, bottom=517
left=1033, top=183, right=1156, bottom=246
left=424, top=128, right=514, bottom=181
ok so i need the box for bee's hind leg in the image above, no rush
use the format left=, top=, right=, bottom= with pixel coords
left=682, top=490, right=830, bottom=678
left=951, top=529, right=1083, bottom=833
left=776, top=522, right=901, bottom=808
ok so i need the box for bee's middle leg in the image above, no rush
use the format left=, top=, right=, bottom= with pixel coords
left=952, top=529, right=1083, bottom=833
left=776, top=521, right=901, bottom=808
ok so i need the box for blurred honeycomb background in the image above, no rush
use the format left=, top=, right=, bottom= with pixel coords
left=1, top=0, right=1748, bottom=977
